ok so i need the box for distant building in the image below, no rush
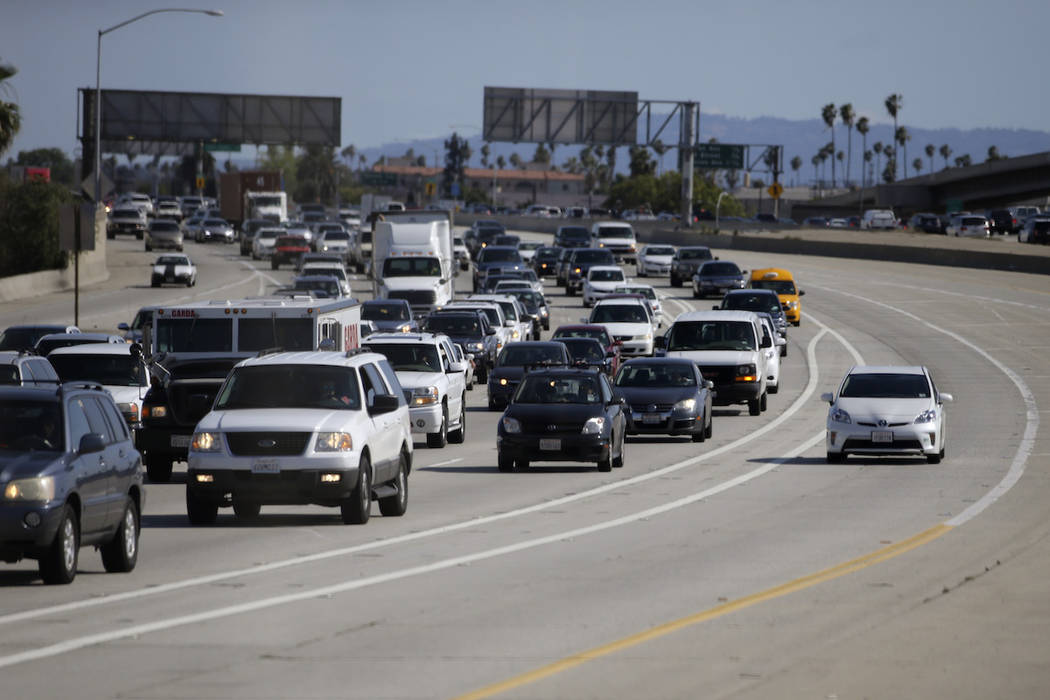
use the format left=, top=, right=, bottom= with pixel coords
left=371, top=164, right=588, bottom=208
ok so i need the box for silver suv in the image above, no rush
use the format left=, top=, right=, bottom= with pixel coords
left=187, top=350, right=413, bottom=525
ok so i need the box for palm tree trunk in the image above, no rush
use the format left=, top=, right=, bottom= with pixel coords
left=846, top=127, right=852, bottom=187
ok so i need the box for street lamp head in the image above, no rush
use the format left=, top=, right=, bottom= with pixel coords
left=205, top=9, right=224, bottom=16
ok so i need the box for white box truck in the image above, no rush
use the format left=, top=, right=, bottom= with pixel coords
left=372, top=211, right=454, bottom=317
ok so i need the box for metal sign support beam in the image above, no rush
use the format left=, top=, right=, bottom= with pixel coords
left=679, top=103, right=697, bottom=228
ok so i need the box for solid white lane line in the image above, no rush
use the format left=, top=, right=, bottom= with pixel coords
left=0, top=327, right=832, bottom=628
left=809, top=284, right=1038, bottom=527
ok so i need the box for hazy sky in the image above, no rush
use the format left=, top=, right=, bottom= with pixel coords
left=3, top=0, right=1048, bottom=158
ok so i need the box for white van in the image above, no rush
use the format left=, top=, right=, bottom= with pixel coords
left=861, top=209, right=897, bottom=230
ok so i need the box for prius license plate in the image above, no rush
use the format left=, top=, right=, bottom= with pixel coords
left=643, top=413, right=663, bottom=424
left=871, top=430, right=893, bottom=443
left=539, top=439, right=561, bottom=451
left=251, top=459, right=280, bottom=474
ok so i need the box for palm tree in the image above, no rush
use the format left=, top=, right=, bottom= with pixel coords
left=340, top=144, right=356, bottom=168
left=895, top=126, right=910, bottom=178
left=790, top=155, right=802, bottom=186
left=863, top=149, right=873, bottom=187
left=821, top=103, right=837, bottom=187
left=496, top=154, right=506, bottom=170
left=509, top=152, right=522, bottom=169
left=873, top=141, right=884, bottom=180
left=925, top=143, right=935, bottom=174
left=939, top=144, right=952, bottom=170
left=986, top=145, right=1003, bottom=162
left=885, top=93, right=903, bottom=179
left=358, top=154, right=366, bottom=170
left=912, top=158, right=923, bottom=175
left=855, top=116, right=870, bottom=188
left=839, top=103, right=855, bottom=187
left=810, top=155, right=820, bottom=187
left=0, top=62, right=21, bottom=158
left=480, top=143, right=491, bottom=169
left=882, top=146, right=896, bottom=184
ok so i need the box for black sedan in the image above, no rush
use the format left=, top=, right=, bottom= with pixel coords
left=692, top=260, right=746, bottom=299
left=556, top=336, right=615, bottom=375
left=487, top=341, right=571, bottom=410
left=496, top=368, right=627, bottom=472
left=613, top=358, right=713, bottom=442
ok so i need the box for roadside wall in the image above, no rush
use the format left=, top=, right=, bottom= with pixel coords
left=0, top=209, right=110, bottom=303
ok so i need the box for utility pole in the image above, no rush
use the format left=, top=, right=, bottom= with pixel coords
left=679, top=102, right=696, bottom=228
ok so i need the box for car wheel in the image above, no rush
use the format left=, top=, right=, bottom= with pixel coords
left=768, top=382, right=779, bottom=394
left=497, top=453, right=514, bottom=472
left=487, top=396, right=499, bottom=411
left=186, top=486, right=219, bottom=525
left=476, top=365, right=488, bottom=383
left=597, top=447, right=613, bottom=472
left=177, top=245, right=184, bottom=252
left=151, top=280, right=160, bottom=288
left=341, top=456, right=372, bottom=524
left=566, top=285, right=575, bottom=296
left=670, top=274, right=681, bottom=288
left=145, top=244, right=152, bottom=252
left=637, top=267, right=646, bottom=277
left=39, top=505, right=78, bottom=585
left=271, top=260, right=279, bottom=270
left=448, top=398, right=466, bottom=444
left=378, top=450, right=409, bottom=517
left=692, top=417, right=706, bottom=442
left=232, top=496, right=261, bottom=520
left=760, top=391, right=768, bottom=412
left=612, top=436, right=624, bottom=467
left=136, top=232, right=143, bottom=240
left=927, top=448, right=943, bottom=464
left=826, top=451, right=845, bottom=464
left=705, top=412, right=713, bottom=439
left=100, top=497, right=140, bottom=573
left=780, top=344, right=788, bottom=357
left=145, top=455, right=173, bottom=483
left=186, top=279, right=193, bottom=287
left=515, top=459, right=530, bottom=472
left=427, top=405, right=449, bottom=448
left=748, top=398, right=761, bottom=416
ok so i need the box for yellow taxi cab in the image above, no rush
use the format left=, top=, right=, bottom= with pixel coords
left=749, top=268, right=803, bottom=326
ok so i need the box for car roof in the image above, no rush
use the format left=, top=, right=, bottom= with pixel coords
left=726, top=288, right=778, bottom=297
left=620, top=356, right=697, bottom=367
left=750, top=267, right=793, bottom=279
left=587, top=265, right=623, bottom=273
left=237, top=350, right=390, bottom=369
left=593, top=296, right=647, bottom=306
left=846, top=365, right=926, bottom=376
left=672, top=310, right=758, bottom=323
left=48, top=342, right=135, bottom=356
left=363, top=332, right=447, bottom=345
left=554, top=324, right=610, bottom=333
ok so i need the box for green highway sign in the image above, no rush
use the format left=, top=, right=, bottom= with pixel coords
left=694, top=143, right=745, bottom=170
left=361, top=171, right=398, bottom=186
left=204, top=143, right=241, bottom=152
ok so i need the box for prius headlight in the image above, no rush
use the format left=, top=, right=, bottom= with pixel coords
left=914, top=408, right=937, bottom=424
left=829, top=408, right=852, bottom=424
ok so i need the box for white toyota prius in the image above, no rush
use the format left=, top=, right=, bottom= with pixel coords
left=822, top=365, right=952, bottom=464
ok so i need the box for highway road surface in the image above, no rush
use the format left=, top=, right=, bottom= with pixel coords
left=0, top=230, right=1047, bottom=699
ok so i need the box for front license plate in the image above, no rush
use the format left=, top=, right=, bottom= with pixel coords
left=539, top=438, right=561, bottom=451
left=871, top=430, right=893, bottom=443
left=170, top=434, right=191, bottom=448
left=642, top=413, right=663, bottom=424
left=251, top=459, right=280, bottom=474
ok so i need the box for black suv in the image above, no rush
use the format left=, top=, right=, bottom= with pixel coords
left=564, top=248, right=616, bottom=296
left=670, top=246, right=716, bottom=287
left=553, top=225, right=590, bottom=249
left=0, top=383, right=144, bottom=584
left=422, top=310, right=499, bottom=382
left=986, top=209, right=1018, bottom=235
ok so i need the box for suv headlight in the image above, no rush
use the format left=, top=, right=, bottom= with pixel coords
left=4, top=476, right=55, bottom=501
left=830, top=407, right=852, bottom=424
left=410, top=386, right=439, bottom=406
left=316, top=432, right=354, bottom=451
left=190, top=432, right=221, bottom=452
left=673, top=398, right=696, bottom=414
left=914, top=409, right=937, bottom=424
left=466, top=341, right=483, bottom=352
left=581, top=416, right=605, bottom=434
left=502, top=416, right=521, bottom=433
left=734, top=364, right=758, bottom=382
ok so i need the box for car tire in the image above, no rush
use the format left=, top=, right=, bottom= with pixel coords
left=792, top=321, right=800, bottom=327
left=136, top=232, right=143, bottom=240
left=271, top=260, right=279, bottom=270
left=448, top=398, right=466, bottom=444
left=597, top=447, right=613, bottom=472
left=145, top=244, right=152, bottom=252
left=186, top=487, right=219, bottom=525
left=748, top=398, right=761, bottom=416
left=612, top=437, right=624, bottom=467
left=497, top=453, right=514, bottom=473
left=769, top=382, right=779, bottom=394
left=566, top=285, right=575, bottom=296
left=760, top=391, right=768, bottom=412
left=671, top=274, right=681, bottom=288
left=692, top=421, right=706, bottom=442
left=515, top=459, right=530, bottom=472
left=341, top=456, right=372, bottom=524
left=232, top=496, right=261, bottom=520
left=637, top=267, right=646, bottom=277
left=151, top=280, right=160, bottom=288
left=378, top=450, right=409, bottom=517
left=476, top=365, right=488, bottom=384
left=826, top=451, right=845, bottom=464
left=100, top=497, right=140, bottom=573
left=39, top=505, right=78, bottom=585
left=927, top=448, right=944, bottom=465
left=780, top=344, right=787, bottom=357
left=427, top=405, right=449, bottom=448
left=705, top=412, right=713, bottom=439
left=145, top=455, right=173, bottom=483
left=177, top=245, right=184, bottom=252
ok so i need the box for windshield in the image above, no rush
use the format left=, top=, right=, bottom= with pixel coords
left=589, top=269, right=624, bottom=282
left=50, top=354, right=146, bottom=387
left=382, top=258, right=442, bottom=277
left=573, top=250, right=613, bottom=263
left=252, top=196, right=282, bottom=207
left=615, top=363, right=696, bottom=388
left=424, top=315, right=481, bottom=336
left=216, top=365, right=361, bottom=410
left=751, top=280, right=797, bottom=295
left=204, top=219, right=227, bottom=227
left=294, top=279, right=340, bottom=295
left=514, top=375, right=601, bottom=404
left=151, top=221, right=179, bottom=232
left=498, top=345, right=565, bottom=367
left=591, top=305, right=649, bottom=324
left=554, top=328, right=610, bottom=346
left=154, top=318, right=232, bottom=353
left=723, top=293, right=782, bottom=314
left=559, top=227, right=588, bottom=238
left=701, top=263, right=741, bottom=276
left=597, top=227, right=633, bottom=239
left=156, top=256, right=188, bottom=266
left=839, top=373, right=931, bottom=399
left=478, top=248, right=521, bottom=264
left=645, top=247, right=674, bottom=256
left=679, top=249, right=711, bottom=260
left=364, top=343, right=442, bottom=372
left=666, top=321, right=756, bottom=351
left=362, top=303, right=411, bottom=321
left=0, top=399, right=64, bottom=451
left=559, top=339, right=604, bottom=363
left=617, top=287, right=655, bottom=300
left=519, top=241, right=542, bottom=251
left=323, top=232, right=350, bottom=241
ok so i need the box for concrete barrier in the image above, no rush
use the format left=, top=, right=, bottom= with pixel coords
left=456, top=214, right=1050, bottom=277
left=0, top=209, right=110, bottom=303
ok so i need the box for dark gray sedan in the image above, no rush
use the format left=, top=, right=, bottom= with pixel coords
left=692, top=260, right=746, bottom=299
left=614, top=357, right=713, bottom=442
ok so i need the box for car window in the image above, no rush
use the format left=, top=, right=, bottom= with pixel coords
left=839, top=373, right=931, bottom=399
left=98, top=396, right=131, bottom=441
left=80, top=396, right=115, bottom=444
left=360, top=363, right=389, bottom=406
left=66, top=397, right=95, bottom=449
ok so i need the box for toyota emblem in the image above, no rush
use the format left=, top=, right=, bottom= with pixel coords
left=258, top=439, right=277, bottom=448
left=877, top=419, right=887, bottom=427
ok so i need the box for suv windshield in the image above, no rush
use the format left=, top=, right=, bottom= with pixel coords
left=216, top=365, right=361, bottom=410
left=645, top=247, right=674, bottom=256
left=572, top=250, right=614, bottom=263
left=596, top=227, right=633, bottom=238
left=839, top=373, right=930, bottom=399
left=615, top=364, right=696, bottom=388
left=701, top=263, right=741, bottom=276
left=0, top=399, right=64, bottom=451
left=424, top=315, right=482, bottom=336
left=591, top=305, right=649, bottom=323
left=589, top=269, right=624, bottom=282
left=49, top=354, right=146, bottom=387
left=678, top=248, right=712, bottom=260
left=498, top=345, right=565, bottom=367
left=362, top=303, right=410, bottom=321
left=514, top=375, right=601, bottom=404
left=364, top=343, right=442, bottom=372
left=478, top=248, right=521, bottom=263
left=667, top=321, right=756, bottom=351
left=723, top=293, right=782, bottom=314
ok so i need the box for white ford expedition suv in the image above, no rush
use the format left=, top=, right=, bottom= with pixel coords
left=362, top=332, right=468, bottom=448
left=187, top=350, right=413, bottom=525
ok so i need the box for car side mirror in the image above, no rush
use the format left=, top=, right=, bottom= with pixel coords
left=118, top=322, right=129, bottom=331
left=799, top=289, right=806, bottom=296
left=704, top=380, right=714, bottom=390
left=447, top=361, right=466, bottom=374
left=78, top=433, right=106, bottom=455
left=486, top=327, right=497, bottom=335
left=820, top=392, right=834, bottom=404
left=939, top=392, right=954, bottom=403
left=369, top=393, right=400, bottom=415
left=711, top=305, right=720, bottom=310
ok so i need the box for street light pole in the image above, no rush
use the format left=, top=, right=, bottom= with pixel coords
left=94, top=8, right=224, bottom=203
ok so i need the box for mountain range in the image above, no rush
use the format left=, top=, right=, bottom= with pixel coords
left=353, top=114, right=1050, bottom=186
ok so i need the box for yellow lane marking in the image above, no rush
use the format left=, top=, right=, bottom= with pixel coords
left=454, top=523, right=953, bottom=700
